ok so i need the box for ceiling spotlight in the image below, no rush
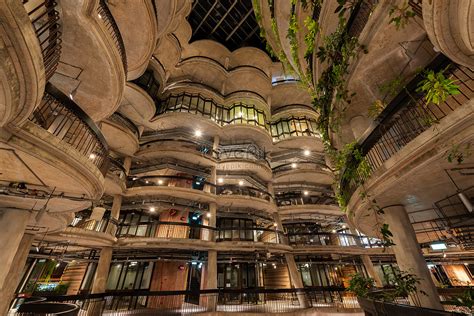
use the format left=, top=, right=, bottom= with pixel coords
left=273, top=223, right=278, bottom=227
left=149, top=207, right=155, bottom=212
left=342, top=224, right=347, bottom=229
left=194, top=130, right=202, bottom=137
left=89, top=153, right=96, bottom=159
left=291, top=163, right=297, bottom=168
left=157, top=179, right=163, bottom=185
left=145, top=180, right=149, bottom=184
left=303, top=149, right=310, bottom=156
left=238, top=180, right=244, bottom=186
left=217, top=178, right=224, bottom=184
left=332, top=229, right=336, bottom=233
left=303, top=190, right=309, bottom=196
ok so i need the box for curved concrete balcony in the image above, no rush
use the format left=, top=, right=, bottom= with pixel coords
left=125, top=177, right=216, bottom=204
left=216, top=184, right=276, bottom=213
left=107, top=0, right=157, bottom=79
left=340, top=57, right=474, bottom=236
left=136, top=140, right=217, bottom=169
left=47, top=217, right=117, bottom=247
left=118, top=82, right=155, bottom=128
left=101, top=112, right=139, bottom=156
left=115, top=222, right=291, bottom=253
left=49, top=0, right=126, bottom=121
left=2, top=83, right=108, bottom=200
left=273, top=162, right=333, bottom=185
left=422, top=0, right=474, bottom=68
left=217, top=160, right=272, bottom=183
left=0, top=0, right=61, bottom=126
left=104, top=156, right=126, bottom=195
left=278, top=204, right=342, bottom=218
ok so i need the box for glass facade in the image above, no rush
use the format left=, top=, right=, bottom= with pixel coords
left=157, top=93, right=319, bottom=141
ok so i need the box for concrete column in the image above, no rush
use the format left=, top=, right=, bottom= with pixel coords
left=110, top=195, right=122, bottom=220
left=285, top=254, right=309, bottom=308
left=0, top=233, right=34, bottom=314
left=90, top=206, right=106, bottom=221
left=384, top=205, right=443, bottom=309
left=205, top=250, right=218, bottom=311
left=123, top=156, right=132, bottom=175
left=91, top=247, right=113, bottom=293
left=212, top=135, right=219, bottom=159
left=361, top=255, right=383, bottom=287
left=0, top=210, right=31, bottom=290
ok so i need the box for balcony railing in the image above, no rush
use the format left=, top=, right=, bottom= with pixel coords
left=288, top=232, right=361, bottom=247
left=340, top=55, right=473, bottom=201
left=39, top=287, right=359, bottom=314
left=97, top=0, right=127, bottom=72
left=23, top=0, right=62, bottom=81
left=117, top=221, right=213, bottom=241
left=108, top=156, right=126, bottom=180
left=276, top=193, right=337, bottom=207
left=132, top=69, right=160, bottom=104
left=216, top=227, right=284, bottom=244
left=156, top=93, right=320, bottom=142
left=408, top=0, right=423, bottom=18
left=108, top=112, right=140, bottom=137
left=128, top=176, right=273, bottom=202
left=29, top=83, right=109, bottom=175
left=216, top=184, right=272, bottom=202
left=70, top=216, right=118, bottom=236
left=272, top=162, right=328, bottom=174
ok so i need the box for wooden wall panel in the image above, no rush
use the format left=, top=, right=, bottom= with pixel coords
left=148, top=261, right=189, bottom=308
left=61, top=262, right=88, bottom=295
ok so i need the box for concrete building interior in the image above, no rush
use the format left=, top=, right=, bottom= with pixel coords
left=0, top=0, right=473, bottom=315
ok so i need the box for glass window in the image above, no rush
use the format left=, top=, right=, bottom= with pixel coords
left=140, top=262, right=154, bottom=289
left=106, top=263, right=123, bottom=290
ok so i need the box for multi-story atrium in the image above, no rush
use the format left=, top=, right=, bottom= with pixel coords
left=0, top=0, right=473, bottom=315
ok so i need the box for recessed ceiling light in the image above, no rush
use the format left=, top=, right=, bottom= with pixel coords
left=157, top=179, right=163, bottom=185
left=149, top=207, right=155, bottom=212
left=207, top=213, right=211, bottom=218
left=217, top=178, right=224, bottom=184
left=303, top=150, right=310, bottom=156
left=238, top=180, right=244, bottom=186
left=303, top=191, right=309, bottom=196
left=291, top=163, right=297, bottom=168
left=332, top=229, right=336, bottom=233
left=342, top=224, right=346, bottom=229
left=194, top=130, right=202, bottom=137
left=89, top=153, right=96, bottom=159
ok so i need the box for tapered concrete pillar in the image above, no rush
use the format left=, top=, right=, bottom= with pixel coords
left=0, top=210, right=31, bottom=291
left=123, top=156, right=132, bottom=175
left=285, top=254, right=310, bottom=308
left=0, top=232, right=34, bottom=314
left=90, top=206, right=106, bottom=221
left=384, top=205, right=442, bottom=309
left=110, top=194, right=122, bottom=220
left=91, top=247, right=113, bottom=293
left=361, top=255, right=383, bottom=287
left=205, top=250, right=218, bottom=311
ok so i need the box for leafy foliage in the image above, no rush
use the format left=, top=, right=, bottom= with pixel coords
left=448, top=287, right=474, bottom=310
left=368, top=100, right=386, bottom=118
left=380, top=223, right=395, bottom=248
left=347, top=273, right=375, bottom=298
left=416, top=68, right=460, bottom=105
left=446, top=143, right=472, bottom=164
left=388, top=2, right=416, bottom=30
left=383, top=269, right=423, bottom=302
left=304, top=16, right=319, bottom=60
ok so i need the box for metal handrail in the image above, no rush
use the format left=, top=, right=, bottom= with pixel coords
left=97, top=0, right=127, bottom=72
left=29, top=83, right=109, bottom=175
left=340, top=55, right=473, bottom=200
left=108, top=113, right=140, bottom=137
left=22, top=0, right=62, bottom=81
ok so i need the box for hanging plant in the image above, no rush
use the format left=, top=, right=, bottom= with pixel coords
left=347, top=273, right=375, bottom=298
left=416, top=67, right=460, bottom=106
left=368, top=100, right=386, bottom=118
